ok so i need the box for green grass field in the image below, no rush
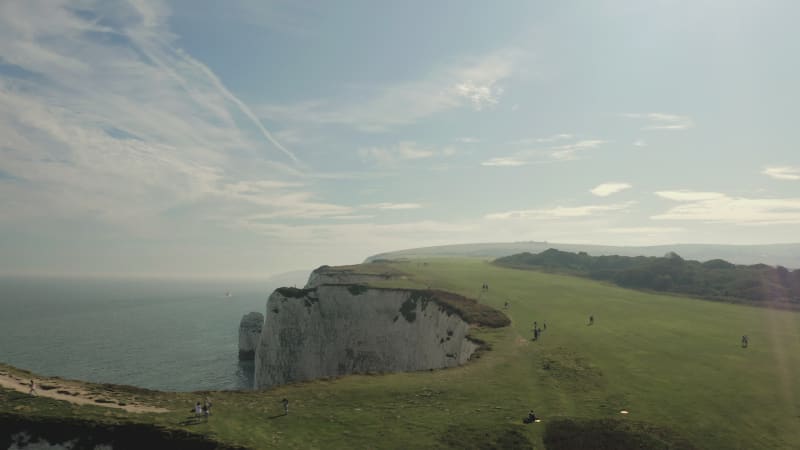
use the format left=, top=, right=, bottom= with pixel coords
left=3, top=258, right=800, bottom=449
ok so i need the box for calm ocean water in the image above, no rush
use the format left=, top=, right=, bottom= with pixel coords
left=0, top=276, right=282, bottom=392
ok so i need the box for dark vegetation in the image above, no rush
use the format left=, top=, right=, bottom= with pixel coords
left=275, top=286, right=314, bottom=298
left=496, top=249, right=800, bottom=308
left=399, top=292, right=430, bottom=322
left=543, top=418, right=695, bottom=450
left=0, top=410, right=244, bottom=450
left=346, top=284, right=369, bottom=295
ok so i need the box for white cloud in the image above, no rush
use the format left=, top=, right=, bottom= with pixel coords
left=330, top=215, right=375, bottom=220
left=258, top=48, right=522, bottom=132
left=453, top=80, right=503, bottom=110
left=359, top=141, right=454, bottom=165
left=653, top=190, right=800, bottom=225
left=602, top=227, right=684, bottom=234
left=481, top=157, right=528, bottom=167
left=362, top=203, right=422, bottom=210
left=623, top=113, right=693, bottom=130
left=633, top=139, right=646, bottom=147
left=655, top=191, right=725, bottom=201
left=483, top=138, right=606, bottom=167
left=456, top=137, right=480, bottom=143
left=550, top=140, right=607, bottom=160
left=508, top=134, right=573, bottom=145
left=232, top=219, right=478, bottom=246
left=485, top=202, right=635, bottom=220
left=591, top=182, right=632, bottom=197
left=763, top=166, right=800, bottom=181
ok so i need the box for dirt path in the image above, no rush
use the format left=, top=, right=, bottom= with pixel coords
left=0, top=371, right=168, bottom=414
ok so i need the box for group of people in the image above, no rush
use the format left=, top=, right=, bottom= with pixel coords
left=481, top=283, right=489, bottom=291
left=194, top=397, right=212, bottom=418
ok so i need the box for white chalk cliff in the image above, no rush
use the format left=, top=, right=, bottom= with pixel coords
left=253, top=285, right=479, bottom=390
left=238, top=311, right=264, bottom=360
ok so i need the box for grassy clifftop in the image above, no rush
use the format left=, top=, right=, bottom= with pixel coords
left=3, top=258, right=800, bottom=449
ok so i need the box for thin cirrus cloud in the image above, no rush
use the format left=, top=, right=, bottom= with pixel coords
left=762, top=166, right=800, bottom=181
left=0, top=0, right=315, bottom=232
left=485, top=201, right=635, bottom=220
left=653, top=190, right=800, bottom=225
left=258, top=48, right=522, bottom=132
left=622, top=113, right=693, bottom=130
left=590, top=182, right=632, bottom=197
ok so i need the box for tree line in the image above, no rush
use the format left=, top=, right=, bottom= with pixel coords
left=495, top=249, right=800, bottom=308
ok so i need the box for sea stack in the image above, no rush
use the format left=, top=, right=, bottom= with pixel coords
left=238, top=312, right=264, bottom=360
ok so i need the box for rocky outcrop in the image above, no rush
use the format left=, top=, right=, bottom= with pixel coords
left=238, top=312, right=263, bottom=360
left=253, top=285, right=482, bottom=390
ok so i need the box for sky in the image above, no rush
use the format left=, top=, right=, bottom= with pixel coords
left=0, top=0, right=798, bottom=278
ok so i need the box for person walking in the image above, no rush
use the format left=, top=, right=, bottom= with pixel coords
left=282, top=398, right=289, bottom=416
left=28, top=379, right=36, bottom=396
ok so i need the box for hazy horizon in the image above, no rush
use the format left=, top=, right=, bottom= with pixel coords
left=2, top=1, right=799, bottom=278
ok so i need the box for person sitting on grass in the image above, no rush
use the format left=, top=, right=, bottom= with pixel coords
left=523, top=410, right=538, bottom=423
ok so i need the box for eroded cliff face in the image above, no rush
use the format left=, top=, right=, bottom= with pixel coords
left=238, top=312, right=264, bottom=360
left=253, top=285, right=479, bottom=390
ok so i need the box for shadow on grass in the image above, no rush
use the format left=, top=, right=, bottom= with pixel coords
left=266, top=414, right=286, bottom=420
left=178, top=416, right=206, bottom=426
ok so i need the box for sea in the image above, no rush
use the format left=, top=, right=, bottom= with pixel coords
left=0, top=276, right=293, bottom=392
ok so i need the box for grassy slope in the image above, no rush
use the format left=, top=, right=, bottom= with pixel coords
left=3, top=258, right=800, bottom=449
